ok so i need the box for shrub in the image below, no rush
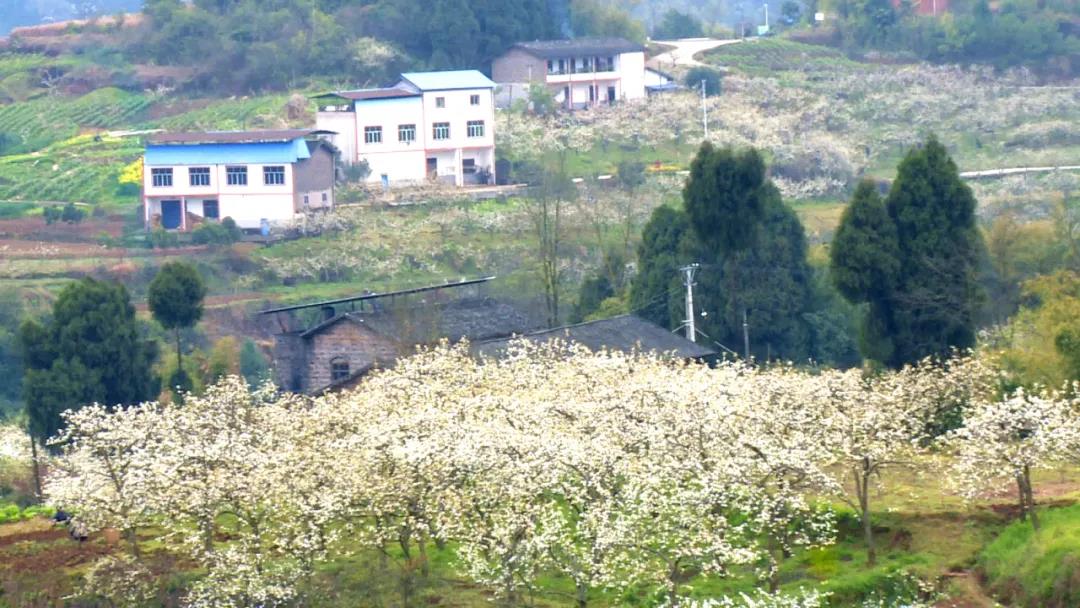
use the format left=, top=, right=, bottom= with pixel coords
left=149, top=228, right=180, bottom=249
left=42, top=206, right=62, bottom=225
left=684, top=66, right=722, bottom=97
left=60, top=202, right=86, bottom=224
left=341, top=160, right=371, bottom=184
left=192, top=219, right=241, bottom=246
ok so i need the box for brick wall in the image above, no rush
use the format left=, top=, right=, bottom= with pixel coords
left=305, top=320, right=400, bottom=391
left=492, top=48, right=546, bottom=84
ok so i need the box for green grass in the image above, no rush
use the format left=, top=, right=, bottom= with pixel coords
left=704, top=38, right=863, bottom=77
left=979, top=503, right=1080, bottom=608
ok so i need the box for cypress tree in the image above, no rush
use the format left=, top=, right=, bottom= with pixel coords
left=20, top=278, right=159, bottom=447
left=630, top=206, right=689, bottom=329
left=830, top=138, right=984, bottom=367
left=830, top=180, right=901, bottom=363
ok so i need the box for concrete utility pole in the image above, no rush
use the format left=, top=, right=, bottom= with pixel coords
left=764, top=3, right=769, bottom=30
left=701, top=80, right=708, bottom=139
left=680, top=264, right=700, bottom=342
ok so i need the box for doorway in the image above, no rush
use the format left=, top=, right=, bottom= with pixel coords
left=607, top=86, right=616, bottom=103
left=426, top=157, right=437, bottom=179
left=161, top=200, right=182, bottom=230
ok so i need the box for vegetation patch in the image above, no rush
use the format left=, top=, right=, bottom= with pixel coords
left=979, top=504, right=1080, bottom=608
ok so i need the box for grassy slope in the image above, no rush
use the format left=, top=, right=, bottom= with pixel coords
left=979, top=503, right=1080, bottom=607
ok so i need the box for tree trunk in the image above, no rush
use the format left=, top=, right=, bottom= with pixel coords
left=29, top=435, right=43, bottom=500
left=856, top=461, right=875, bottom=566
left=176, top=327, right=183, bottom=376
left=575, top=580, right=589, bottom=608
left=1016, top=474, right=1028, bottom=522
left=1024, top=465, right=1039, bottom=530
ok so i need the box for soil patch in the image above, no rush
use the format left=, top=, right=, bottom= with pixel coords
left=0, top=216, right=126, bottom=241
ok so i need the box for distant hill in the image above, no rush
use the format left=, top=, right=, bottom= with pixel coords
left=0, top=0, right=143, bottom=36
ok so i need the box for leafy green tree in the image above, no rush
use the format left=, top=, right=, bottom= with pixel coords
left=19, top=278, right=159, bottom=446
left=148, top=262, right=207, bottom=396
left=570, top=0, right=646, bottom=42
left=653, top=9, right=704, bottom=39
left=684, top=66, right=723, bottom=97
left=831, top=139, right=984, bottom=368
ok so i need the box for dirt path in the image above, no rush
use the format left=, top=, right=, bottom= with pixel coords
left=648, top=37, right=741, bottom=70
left=939, top=571, right=1002, bottom=608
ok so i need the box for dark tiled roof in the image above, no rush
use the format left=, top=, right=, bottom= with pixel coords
left=147, top=129, right=334, bottom=145
left=301, top=297, right=542, bottom=345
left=473, top=315, right=716, bottom=360
left=513, top=37, right=645, bottom=59
left=315, top=86, right=420, bottom=101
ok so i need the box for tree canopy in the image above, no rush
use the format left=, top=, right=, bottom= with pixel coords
left=134, top=0, right=564, bottom=92
left=632, top=144, right=851, bottom=365
left=19, top=278, right=158, bottom=444
left=830, top=137, right=984, bottom=368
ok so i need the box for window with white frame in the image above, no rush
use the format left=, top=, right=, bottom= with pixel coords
left=467, top=120, right=485, bottom=138
left=398, top=124, right=416, bottom=143
left=433, top=122, right=450, bottom=140
left=364, top=126, right=382, bottom=144
left=435, top=96, right=445, bottom=108
left=226, top=166, right=247, bottom=186
left=264, top=165, right=286, bottom=186
left=151, top=168, right=173, bottom=187
left=470, top=94, right=480, bottom=106
left=189, top=167, right=210, bottom=187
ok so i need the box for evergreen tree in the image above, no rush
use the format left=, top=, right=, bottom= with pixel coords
left=630, top=206, right=689, bottom=329
left=688, top=190, right=816, bottom=360
left=830, top=138, right=984, bottom=368
left=683, top=143, right=768, bottom=255
left=631, top=145, right=833, bottom=363
left=148, top=262, right=207, bottom=395
left=830, top=180, right=900, bottom=363
left=20, top=278, right=159, bottom=446
left=887, top=137, right=983, bottom=366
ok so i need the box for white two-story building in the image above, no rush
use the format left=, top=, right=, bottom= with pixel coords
left=491, top=38, right=647, bottom=110
left=142, top=129, right=337, bottom=232
left=315, top=70, right=497, bottom=187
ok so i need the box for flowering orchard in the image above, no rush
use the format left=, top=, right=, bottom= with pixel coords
left=41, top=345, right=1080, bottom=607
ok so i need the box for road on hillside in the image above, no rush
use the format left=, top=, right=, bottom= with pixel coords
left=648, top=37, right=742, bottom=70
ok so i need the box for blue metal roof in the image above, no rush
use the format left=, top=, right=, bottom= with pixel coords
left=400, top=70, right=496, bottom=91
left=145, top=138, right=311, bottom=166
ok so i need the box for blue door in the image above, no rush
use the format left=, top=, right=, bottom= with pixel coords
left=161, top=200, right=182, bottom=230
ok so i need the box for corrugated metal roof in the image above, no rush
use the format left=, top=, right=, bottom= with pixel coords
left=147, top=129, right=329, bottom=145
left=400, top=70, right=496, bottom=91
left=145, top=138, right=312, bottom=165
left=314, top=86, right=420, bottom=101
left=513, top=38, right=645, bottom=59
left=473, top=315, right=716, bottom=360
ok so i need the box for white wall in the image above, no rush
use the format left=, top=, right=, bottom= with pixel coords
left=317, top=111, right=358, bottom=164
left=219, top=193, right=297, bottom=229
left=618, top=51, right=647, bottom=100
left=420, top=88, right=495, bottom=152
left=143, top=162, right=298, bottom=229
